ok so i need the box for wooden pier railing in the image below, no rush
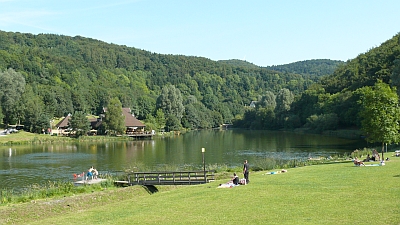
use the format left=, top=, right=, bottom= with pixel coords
left=115, top=170, right=215, bottom=186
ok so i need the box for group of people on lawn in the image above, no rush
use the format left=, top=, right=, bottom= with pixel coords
left=354, top=149, right=381, bottom=166
left=220, top=160, right=250, bottom=187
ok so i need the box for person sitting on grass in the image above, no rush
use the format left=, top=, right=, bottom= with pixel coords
left=218, top=173, right=240, bottom=188
left=232, top=173, right=239, bottom=185
left=363, top=154, right=371, bottom=162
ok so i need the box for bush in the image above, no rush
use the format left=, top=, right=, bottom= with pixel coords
left=351, top=148, right=372, bottom=159
left=305, top=113, right=339, bottom=133
left=284, top=114, right=302, bottom=129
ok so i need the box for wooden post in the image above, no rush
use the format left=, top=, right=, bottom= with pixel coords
left=202, top=148, right=206, bottom=183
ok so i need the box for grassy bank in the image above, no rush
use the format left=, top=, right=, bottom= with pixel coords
left=0, top=131, right=132, bottom=145
left=1, top=152, right=399, bottom=225
left=293, top=127, right=363, bottom=139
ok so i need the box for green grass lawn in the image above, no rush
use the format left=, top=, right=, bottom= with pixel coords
left=1, top=153, right=400, bottom=225
left=0, top=131, right=130, bottom=145
left=0, top=131, right=71, bottom=145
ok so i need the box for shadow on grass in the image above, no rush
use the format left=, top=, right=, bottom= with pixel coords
left=142, top=185, right=159, bottom=194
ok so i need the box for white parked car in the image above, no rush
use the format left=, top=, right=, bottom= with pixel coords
left=6, top=128, right=18, bottom=134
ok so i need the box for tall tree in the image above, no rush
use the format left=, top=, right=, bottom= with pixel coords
left=391, top=59, right=400, bottom=95
left=0, top=68, right=26, bottom=124
left=69, top=111, right=91, bottom=137
left=257, top=91, right=276, bottom=110
left=156, top=85, right=184, bottom=129
left=275, top=88, right=294, bottom=127
left=275, top=88, right=294, bottom=114
left=155, top=108, right=166, bottom=132
left=135, top=95, right=156, bottom=120
left=103, top=97, right=125, bottom=135
left=32, top=114, right=50, bottom=134
left=182, top=104, right=200, bottom=129
left=20, top=85, right=46, bottom=133
left=357, top=81, right=400, bottom=159
left=165, top=114, right=181, bottom=131
left=157, top=85, right=185, bottom=118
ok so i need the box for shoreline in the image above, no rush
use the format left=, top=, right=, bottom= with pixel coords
left=0, top=131, right=138, bottom=145
left=1, top=153, right=398, bottom=224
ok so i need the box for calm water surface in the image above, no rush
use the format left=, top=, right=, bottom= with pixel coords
left=0, top=130, right=367, bottom=190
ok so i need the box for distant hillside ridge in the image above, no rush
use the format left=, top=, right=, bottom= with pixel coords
left=0, top=30, right=317, bottom=130
left=320, top=32, right=400, bottom=93
left=266, top=59, right=345, bottom=77
left=218, top=59, right=259, bottom=69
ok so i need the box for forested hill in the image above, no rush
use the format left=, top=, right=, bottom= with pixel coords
left=321, top=33, right=400, bottom=94
left=0, top=30, right=318, bottom=131
left=266, top=59, right=345, bottom=77
left=235, top=32, right=400, bottom=132
left=1, top=30, right=399, bottom=134
left=218, top=59, right=259, bottom=69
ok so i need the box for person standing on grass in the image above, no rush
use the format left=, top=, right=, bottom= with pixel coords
left=243, top=160, right=249, bottom=184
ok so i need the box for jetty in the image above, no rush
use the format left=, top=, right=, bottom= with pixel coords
left=115, top=170, right=215, bottom=186
left=221, top=123, right=233, bottom=129
left=74, top=178, right=107, bottom=185
left=126, top=133, right=155, bottom=139
left=73, top=173, right=107, bottom=186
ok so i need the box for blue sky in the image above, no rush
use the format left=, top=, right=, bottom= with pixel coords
left=0, top=0, right=399, bottom=66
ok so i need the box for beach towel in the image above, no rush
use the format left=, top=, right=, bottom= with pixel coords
left=217, top=183, right=238, bottom=188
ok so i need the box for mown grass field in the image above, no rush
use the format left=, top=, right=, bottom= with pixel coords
left=0, top=131, right=132, bottom=145
left=1, top=152, right=399, bottom=225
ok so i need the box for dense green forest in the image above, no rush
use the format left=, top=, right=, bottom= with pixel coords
left=235, top=32, right=400, bottom=136
left=0, top=30, right=399, bottom=137
left=0, top=30, right=319, bottom=133
left=266, top=59, right=345, bottom=77
left=218, top=59, right=259, bottom=69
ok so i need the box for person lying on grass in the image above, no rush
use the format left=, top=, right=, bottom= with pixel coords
left=354, top=157, right=365, bottom=166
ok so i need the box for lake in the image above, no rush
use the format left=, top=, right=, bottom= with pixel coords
left=0, top=130, right=367, bottom=190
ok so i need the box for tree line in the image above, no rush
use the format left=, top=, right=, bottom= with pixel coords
left=266, top=59, right=345, bottom=77
left=236, top=32, right=400, bottom=154
left=1, top=29, right=399, bottom=148
left=0, top=30, right=323, bottom=133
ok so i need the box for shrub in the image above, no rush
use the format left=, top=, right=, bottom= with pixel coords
left=305, top=113, right=339, bottom=133
left=351, top=148, right=372, bottom=159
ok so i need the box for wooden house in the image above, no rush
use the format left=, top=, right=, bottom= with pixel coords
left=53, top=108, right=148, bottom=136
left=121, top=108, right=146, bottom=134
left=54, top=114, right=72, bottom=136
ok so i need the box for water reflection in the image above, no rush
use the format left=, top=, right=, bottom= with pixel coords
left=0, top=130, right=366, bottom=190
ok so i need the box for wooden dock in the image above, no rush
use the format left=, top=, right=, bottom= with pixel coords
left=74, top=178, right=107, bottom=185
left=126, top=133, right=155, bottom=139
left=115, top=170, right=215, bottom=186
left=221, top=123, right=233, bottom=129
